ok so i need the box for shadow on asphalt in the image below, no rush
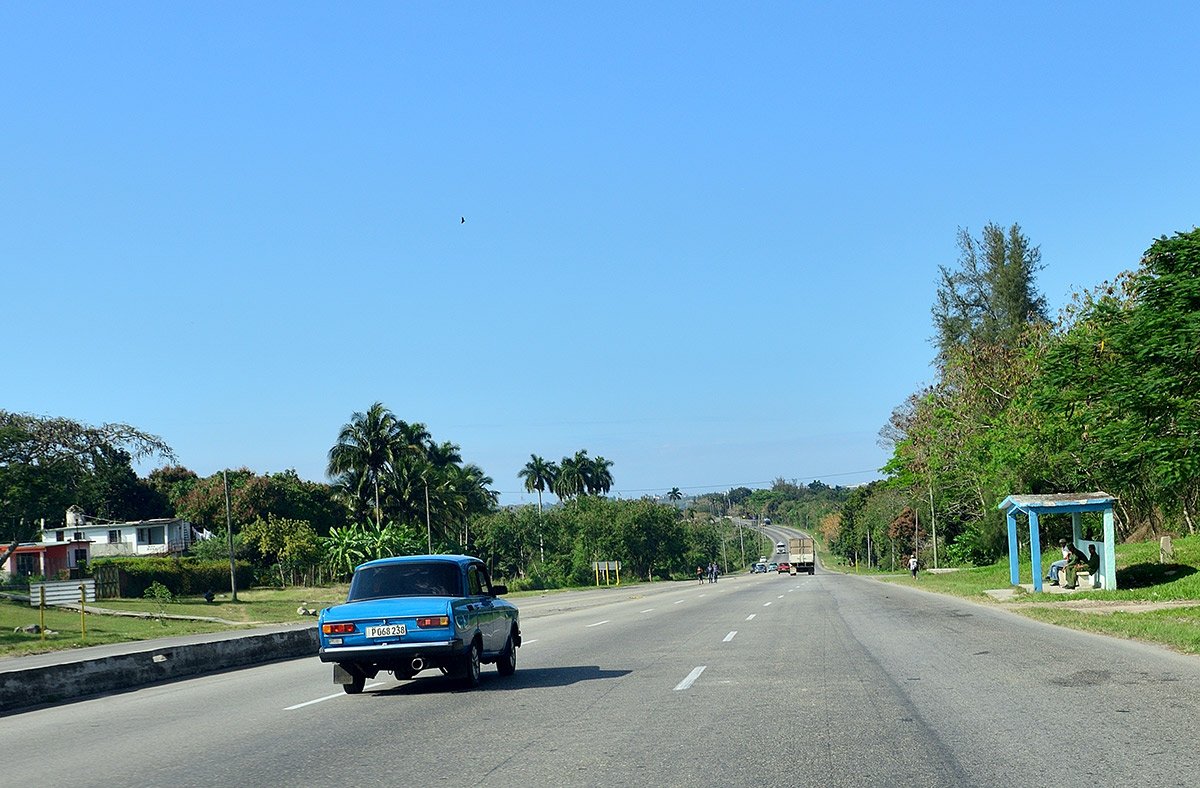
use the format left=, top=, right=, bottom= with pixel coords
left=369, top=665, right=631, bottom=696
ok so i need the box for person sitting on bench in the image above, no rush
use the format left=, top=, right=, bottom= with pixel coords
left=1046, top=539, right=1070, bottom=586
left=1064, top=544, right=1100, bottom=589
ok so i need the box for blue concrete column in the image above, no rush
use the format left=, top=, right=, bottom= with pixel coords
left=1029, top=511, right=1043, bottom=592
left=1007, top=513, right=1020, bottom=586
left=1102, top=507, right=1117, bottom=590
left=1071, top=512, right=1082, bottom=544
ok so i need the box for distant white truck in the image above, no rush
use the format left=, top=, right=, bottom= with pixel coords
left=787, top=536, right=815, bottom=575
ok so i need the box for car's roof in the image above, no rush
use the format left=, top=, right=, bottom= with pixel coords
left=356, top=554, right=478, bottom=571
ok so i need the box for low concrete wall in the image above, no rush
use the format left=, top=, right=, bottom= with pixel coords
left=0, top=626, right=318, bottom=715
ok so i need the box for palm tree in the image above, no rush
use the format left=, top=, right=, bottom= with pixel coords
left=589, top=455, right=614, bottom=496
left=519, top=455, right=557, bottom=561
left=327, top=403, right=402, bottom=528
left=518, top=455, right=556, bottom=516
left=553, top=454, right=585, bottom=500
left=667, top=487, right=683, bottom=504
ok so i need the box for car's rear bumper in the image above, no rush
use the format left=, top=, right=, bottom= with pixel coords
left=319, top=637, right=464, bottom=664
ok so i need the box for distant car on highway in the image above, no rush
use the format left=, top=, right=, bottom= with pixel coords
left=317, top=554, right=520, bottom=694
left=777, top=562, right=791, bottom=573
left=776, top=542, right=787, bottom=554
left=751, top=562, right=767, bottom=573
left=767, top=562, right=779, bottom=572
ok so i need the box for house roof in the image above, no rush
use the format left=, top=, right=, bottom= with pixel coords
left=10, top=541, right=89, bottom=552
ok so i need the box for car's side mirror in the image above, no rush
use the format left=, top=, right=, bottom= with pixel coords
left=491, top=584, right=508, bottom=596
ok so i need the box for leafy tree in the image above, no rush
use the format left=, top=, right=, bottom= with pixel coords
left=1037, top=228, right=1200, bottom=534
left=241, top=515, right=322, bottom=586
left=0, top=410, right=174, bottom=563
left=76, top=447, right=171, bottom=522
left=933, top=222, right=1048, bottom=363
left=146, top=465, right=199, bottom=513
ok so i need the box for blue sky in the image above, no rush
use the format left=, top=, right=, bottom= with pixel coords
left=4, top=3, right=1198, bottom=505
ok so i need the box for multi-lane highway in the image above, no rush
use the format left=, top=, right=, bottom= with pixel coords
left=5, top=569, right=1199, bottom=787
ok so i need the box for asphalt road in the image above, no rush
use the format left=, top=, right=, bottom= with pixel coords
left=5, top=570, right=1199, bottom=787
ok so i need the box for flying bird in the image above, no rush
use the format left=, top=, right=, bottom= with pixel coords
left=461, top=216, right=465, bottom=224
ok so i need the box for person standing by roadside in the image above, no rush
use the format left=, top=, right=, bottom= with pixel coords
left=908, top=554, right=918, bottom=579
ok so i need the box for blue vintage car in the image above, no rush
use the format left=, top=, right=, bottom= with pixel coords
left=317, top=554, right=521, bottom=693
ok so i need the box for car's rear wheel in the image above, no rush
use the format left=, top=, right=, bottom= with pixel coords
left=342, top=672, right=365, bottom=695
left=497, top=633, right=517, bottom=677
left=458, top=641, right=481, bottom=689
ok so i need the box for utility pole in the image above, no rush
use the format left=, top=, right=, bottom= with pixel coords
left=914, top=506, right=920, bottom=561
left=223, top=470, right=238, bottom=602
left=928, top=482, right=938, bottom=569
left=424, top=483, right=432, bottom=554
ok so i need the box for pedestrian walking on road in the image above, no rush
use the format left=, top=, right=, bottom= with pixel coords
left=696, top=566, right=704, bottom=584
left=908, top=555, right=919, bottom=579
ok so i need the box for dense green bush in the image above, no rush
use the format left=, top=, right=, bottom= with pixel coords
left=90, top=556, right=254, bottom=598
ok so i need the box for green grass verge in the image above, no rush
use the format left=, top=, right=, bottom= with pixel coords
left=823, top=535, right=1200, bottom=655
left=1018, top=605, right=1200, bottom=655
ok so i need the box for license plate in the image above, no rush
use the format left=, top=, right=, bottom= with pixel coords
left=366, top=624, right=407, bottom=639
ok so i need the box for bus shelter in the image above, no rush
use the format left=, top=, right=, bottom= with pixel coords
left=997, top=493, right=1117, bottom=592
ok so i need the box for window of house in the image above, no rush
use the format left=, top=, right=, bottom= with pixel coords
left=108, top=530, right=121, bottom=544
left=55, top=530, right=65, bottom=542
left=16, top=554, right=39, bottom=576
left=137, top=527, right=165, bottom=545
left=74, top=549, right=88, bottom=565
left=73, top=531, right=85, bottom=541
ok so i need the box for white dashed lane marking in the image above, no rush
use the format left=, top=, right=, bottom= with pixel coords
left=674, top=666, right=707, bottom=691
left=586, top=620, right=610, bottom=628
left=723, top=631, right=737, bottom=642
left=745, top=614, right=756, bottom=621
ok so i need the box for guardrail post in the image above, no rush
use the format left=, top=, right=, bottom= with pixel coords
left=40, top=585, right=46, bottom=641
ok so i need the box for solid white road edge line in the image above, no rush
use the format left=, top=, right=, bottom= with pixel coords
left=674, top=666, right=707, bottom=691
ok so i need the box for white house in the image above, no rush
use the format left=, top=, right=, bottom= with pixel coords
left=43, top=507, right=194, bottom=558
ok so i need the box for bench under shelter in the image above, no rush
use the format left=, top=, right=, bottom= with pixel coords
left=997, top=492, right=1117, bottom=592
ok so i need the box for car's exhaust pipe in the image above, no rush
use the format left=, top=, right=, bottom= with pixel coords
left=410, top=657, right=424, bottom=672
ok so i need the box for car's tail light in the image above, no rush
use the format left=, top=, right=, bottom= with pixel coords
left=322, top=622, right=356, bottom=635
left=416, top=616, right=449, bottom=628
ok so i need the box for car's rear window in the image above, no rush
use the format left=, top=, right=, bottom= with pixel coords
left=348, top=562, right=461, bottom=601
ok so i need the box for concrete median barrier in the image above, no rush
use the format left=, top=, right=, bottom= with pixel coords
left=0, top=625, right=318, bottom=715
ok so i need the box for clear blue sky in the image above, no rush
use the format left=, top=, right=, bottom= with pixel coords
left=5, top=3, right=1198, bottom=505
